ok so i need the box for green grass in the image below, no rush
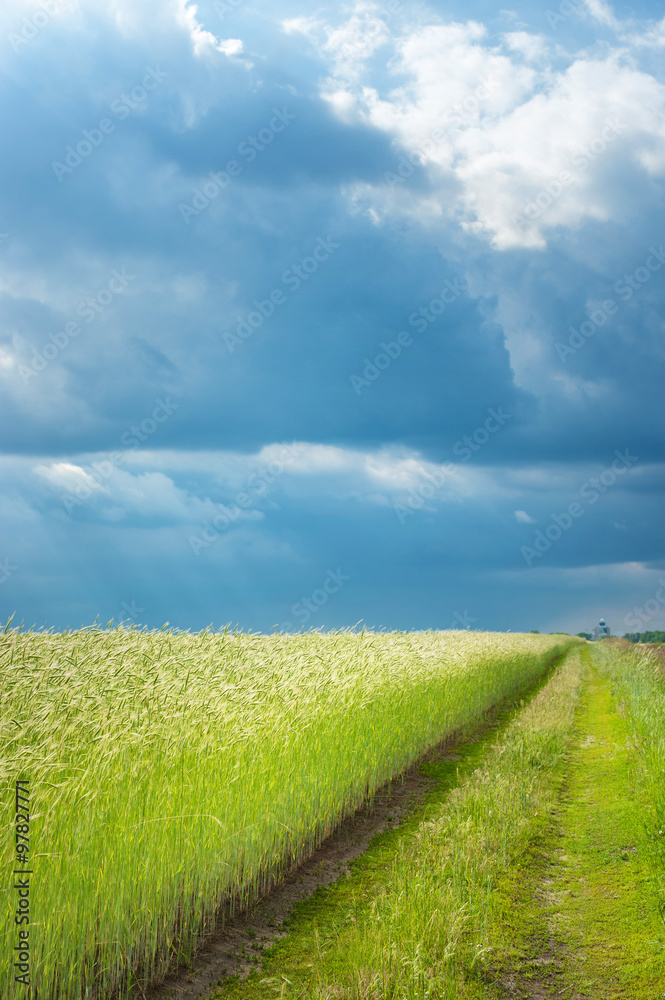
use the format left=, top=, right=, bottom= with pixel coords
left=222, top=643, right=665, bottom=1000
left=470, top=644, right=665, bottom=998
left=0, top=626, right=574, bottom=1000
left=556, top=658, right=664, bottom=995
left=210, top=646, right=584, bottom=1000
left=213, top=659, right=563, bottom=1000
left=594, top=640, right=665, bottom=932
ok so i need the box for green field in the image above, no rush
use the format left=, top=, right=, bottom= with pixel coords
left=1, top=627, right=571, bottom=1000
left=2, top=629, right=663, bottom=1000
left=213, top=640, right=665, bottom=1000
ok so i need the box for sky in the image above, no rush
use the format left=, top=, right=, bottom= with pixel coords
left=0, top=0, right=664, bottom=635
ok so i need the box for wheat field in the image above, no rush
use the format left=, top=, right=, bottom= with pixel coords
left=0, top=626, right=572, bottom=999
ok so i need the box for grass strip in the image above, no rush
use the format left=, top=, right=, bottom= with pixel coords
left=593, top=640, right=665, bottom=937
left=477, top=644, right=665, bottom=998
left=213, top=646, right=583, bottom=1000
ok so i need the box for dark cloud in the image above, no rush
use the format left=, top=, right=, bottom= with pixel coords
left=0, top=0, right=664, bottom=632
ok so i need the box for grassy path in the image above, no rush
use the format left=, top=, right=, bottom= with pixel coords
left=177, top=647, right=665, bottom=1000
left=483, top=647, right=665, bottom=998
left=202, top=657, right=566, bottom=1000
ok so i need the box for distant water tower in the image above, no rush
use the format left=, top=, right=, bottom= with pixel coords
left=593, top=618, right=610, bottom=640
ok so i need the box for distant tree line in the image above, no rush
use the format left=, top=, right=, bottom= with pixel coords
left=623, top=631, right=665, bottom=644
left=528, top=630, right=576, bottom=636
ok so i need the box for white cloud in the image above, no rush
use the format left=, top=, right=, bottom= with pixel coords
left=32, top=460, right=263, bottom=524
left=284, top=5, right=394, bottom=124
left=281, top=15, right=319, bottom=38
left=34, top=462, right=104, bottom=493
left=284, top=4, right=391, bottom=76
left=502, top=30, right=548, bottom=61
left=457, top=57, right=665, bottom=248
left=295, top=5, right=665, bottom=250
left=27, top=442, right=511, bottom=528
left=0, top=347, right=15, bottom=369
left=24, top=448, right=665, bottom=533
left=175, top=0, right=244, bottom=59
left=514, top=509, right=535, bottom=523
left=583, top=0, right=621, bottom=31
left=349, top=21, right=536, bottom=152
left=628, top=17, right=665, bottom=48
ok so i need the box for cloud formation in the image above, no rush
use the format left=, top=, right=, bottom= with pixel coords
left=0, top=0, right=663, bottom=634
